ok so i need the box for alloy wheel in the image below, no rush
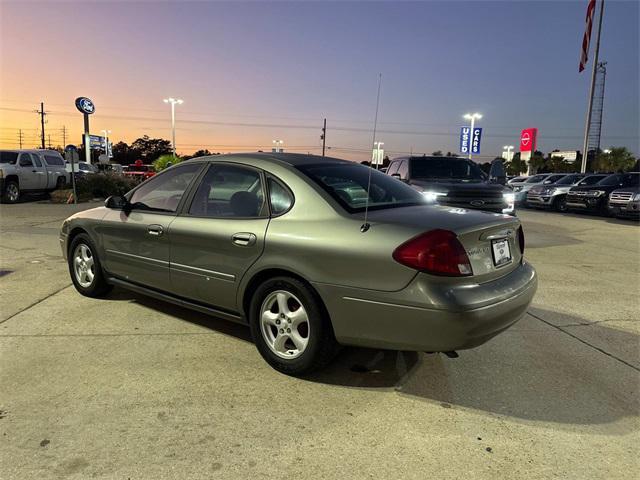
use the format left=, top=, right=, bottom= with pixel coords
left=6, top=184, right=19, bottom=203
left=260, top=290, right=310, bottom=359
left=73, top=243, right=95, bottom=288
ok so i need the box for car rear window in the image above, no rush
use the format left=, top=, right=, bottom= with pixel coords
left=297, top=163, right=424, bottom=213
left=410, top=157, right=486, bottom=182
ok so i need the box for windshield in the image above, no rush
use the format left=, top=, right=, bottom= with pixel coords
left=298, top=163, right=425, bottom=213
left=410, top=158, right=486, bottom=182
left=525, top=175, right=548, bottom=183
left=0, top=152, right=18, bottom=164
left=555, top=174, right=581, bottom=185
left=543, top=174, right=566, bottom=184
left=579, top=175, right=605, bottom=185
left=597, top=174, right=622, bottom=186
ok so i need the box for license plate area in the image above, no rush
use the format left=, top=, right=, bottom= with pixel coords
left=491, top=238, right=512, bottom=267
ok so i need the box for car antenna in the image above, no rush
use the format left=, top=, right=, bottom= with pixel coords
left=361, top=73, right=382, bottom=233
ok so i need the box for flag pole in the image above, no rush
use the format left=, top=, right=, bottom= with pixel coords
left=581, top=0, right=605, bottom=173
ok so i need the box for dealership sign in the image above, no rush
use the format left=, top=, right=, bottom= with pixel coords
left=520, top=128, right=538, bottom=152
left=75, top=97, right=95, bottom=115
left=471, top=128, right=482, bottom=154
left=459, top=127, right=471, bottom=154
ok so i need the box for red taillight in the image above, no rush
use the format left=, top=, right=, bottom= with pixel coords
left=392, top=229, right=473, bottom=277
left=517, top=225, right=525, bottom=255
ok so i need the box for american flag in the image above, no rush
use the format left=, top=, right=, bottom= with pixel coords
left=579, top=0, right=597, bottom=72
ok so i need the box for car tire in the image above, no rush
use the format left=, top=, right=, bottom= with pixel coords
left=56, top=176, right=66, bottom=189
left=2, top=180, right=20, bottom=204
left=68, top=233, right=112, bottom=297
left=553, top=196, right=568, bottom=213
left=249, top=276, right=339, bottom=375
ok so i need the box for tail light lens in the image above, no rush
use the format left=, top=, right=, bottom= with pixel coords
left=517, top=225, right=525, bottom=255
left=392, top=229, right=473, bottom=277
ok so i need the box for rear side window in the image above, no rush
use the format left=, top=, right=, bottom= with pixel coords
left=397, top=160, right=409, bottom=179
left=268, top=177, right=293, bottom=215
left=579, top=176, right=605, bottom=186
left=44, top=155, right=64, bottom=166
left=188, top=164, right=267, bottom=218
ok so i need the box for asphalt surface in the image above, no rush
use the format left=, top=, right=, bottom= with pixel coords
left=0, top=201, right=638, bottom=479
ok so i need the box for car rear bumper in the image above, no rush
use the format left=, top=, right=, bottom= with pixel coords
left=313, top=261, right=537, bottom=352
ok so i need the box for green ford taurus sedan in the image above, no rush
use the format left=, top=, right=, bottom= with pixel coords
left=60, top=153, right=537, bottom=375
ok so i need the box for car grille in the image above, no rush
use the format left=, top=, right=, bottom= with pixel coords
left=568, top=191, right=590, bottom=197
left=609, top=192, right=633, bottom=204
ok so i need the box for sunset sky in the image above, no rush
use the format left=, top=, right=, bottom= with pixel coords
left=1, top=0, right=638, bottom=162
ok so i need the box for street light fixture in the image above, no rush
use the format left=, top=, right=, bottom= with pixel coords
left=463, top=113, right=482, bottom=160
left=101, top=129, right=112, bottom=161
left=163, top=97, right=183, bottom=159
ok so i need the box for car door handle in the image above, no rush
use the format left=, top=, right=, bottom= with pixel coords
left=147, top=225, right=164, bottom=236
left=232, top=232, right=256, bottom=247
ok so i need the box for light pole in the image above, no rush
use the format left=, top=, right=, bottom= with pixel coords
left=101, top=129, right=111, bottom=161
left=163, top=97, right=183, bottom=159
left=503, top=145, right=514, bottom=161
left=463, top=113, right=482, bottom=160
left=272, top=139, right=284, bottom=153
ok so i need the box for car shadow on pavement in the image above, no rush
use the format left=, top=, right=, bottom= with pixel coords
left=109, top=288, right=638, bottom=428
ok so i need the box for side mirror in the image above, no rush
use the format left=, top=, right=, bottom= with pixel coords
left=391, top=173, right=401, bottom=179
left=105, top=195, right=128, bottom=210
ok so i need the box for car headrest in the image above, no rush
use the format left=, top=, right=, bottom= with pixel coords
left=230, top=191, right=260, bottom=217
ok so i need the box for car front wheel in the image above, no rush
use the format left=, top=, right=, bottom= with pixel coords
left=249, top=277, right=339, bottom=375
left=2, top=180, right=20, bottom=204
left=68, top=233, right=112, bottom=297
left=553, top=195, right=568, bottom=213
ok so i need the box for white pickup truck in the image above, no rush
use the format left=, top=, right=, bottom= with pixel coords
left=0, top=149, right=68, bottom=203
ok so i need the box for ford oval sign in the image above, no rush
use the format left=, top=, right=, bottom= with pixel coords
left=470, top=200, right=485, bottom=207
left=75, top=97, right=95, bottom=115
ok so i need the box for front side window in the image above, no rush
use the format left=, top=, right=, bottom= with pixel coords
left=129, top=163, right=202, bottom=213
left=298, top=162, right=424, bottom=212
left=188, top=164, right=266, bottom=218
left=19, top=154, right=33, bottom=167
left=396, top=160, right=409, bottom=179
left=579, top=175, right=605, bottom=186
left=543, top=174, right=565, bottom=184
left=32, top=155, right=43, bottom=167
left=386, top=161, right=400, bottom=176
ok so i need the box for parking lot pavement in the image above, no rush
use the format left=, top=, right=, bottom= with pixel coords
left=0, top=203, right=638, bottom=480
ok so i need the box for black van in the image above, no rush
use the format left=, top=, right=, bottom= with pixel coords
left=386, top=156, right=514, bottom=214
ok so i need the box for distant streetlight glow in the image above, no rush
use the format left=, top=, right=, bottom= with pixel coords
left=163, top=98, right=183, bottom=159
left=463, top=113, right=482, bottom=160
left=272, top=139, right=284, bottom=153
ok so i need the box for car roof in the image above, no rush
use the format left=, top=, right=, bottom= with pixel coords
left=186, top=152, right=353, bottom=168
left=392, top=155, right=468, bottom=162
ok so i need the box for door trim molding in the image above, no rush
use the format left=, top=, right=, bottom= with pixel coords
left=170, top=262, right=235, bottom=282
left=106, top=249, right=169, bottom=266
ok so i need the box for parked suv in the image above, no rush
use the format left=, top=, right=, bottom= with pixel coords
left=526, top=174, right=587, bottom=212
left=566, top=172, right=639, bottom=215
left=608, top=185, right=640, bottom=219
left=385, top=156, right=514, bottom=214
left=510, top=174, right=566, bottom=206
left=0, top=149, right=67, bottom=203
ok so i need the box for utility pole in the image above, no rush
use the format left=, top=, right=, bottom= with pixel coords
left=35, top=102, right=47, bottom=149
left=47, top=134, right=51, bottom=149
left=581, top=0, right=605, bottom=173
left=18, top=129, right=24, bottom=149
left=321, top=118, right=326, bottom=157
left=62, top=125, right=67, bottom=147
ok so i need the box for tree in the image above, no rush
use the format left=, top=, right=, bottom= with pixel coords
left=111, top=141, right=138, bottom=165
left=593, top=147, right=636, bottom=172
left=446, top=151, right=456, bottom=157
left=505, top=152, right=527, bottom=175
left=432, top=150, right=443, bottom=156
left=479, top=162, right=492, bottom=174
left=153, top=154, right=182, bottom=172
left=130, top=135, right=172, bottom=162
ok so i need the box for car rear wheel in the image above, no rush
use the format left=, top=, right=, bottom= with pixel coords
left=2, top=181, right=20, bottom=204
left=249, top=276, right=339, bottom=375
left=68, top=233, right=112, bottom=297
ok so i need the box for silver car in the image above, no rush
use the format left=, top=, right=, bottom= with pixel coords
left=60, top=153, right=537, bottom=375
left=511, top=174, right=565, bottom=205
